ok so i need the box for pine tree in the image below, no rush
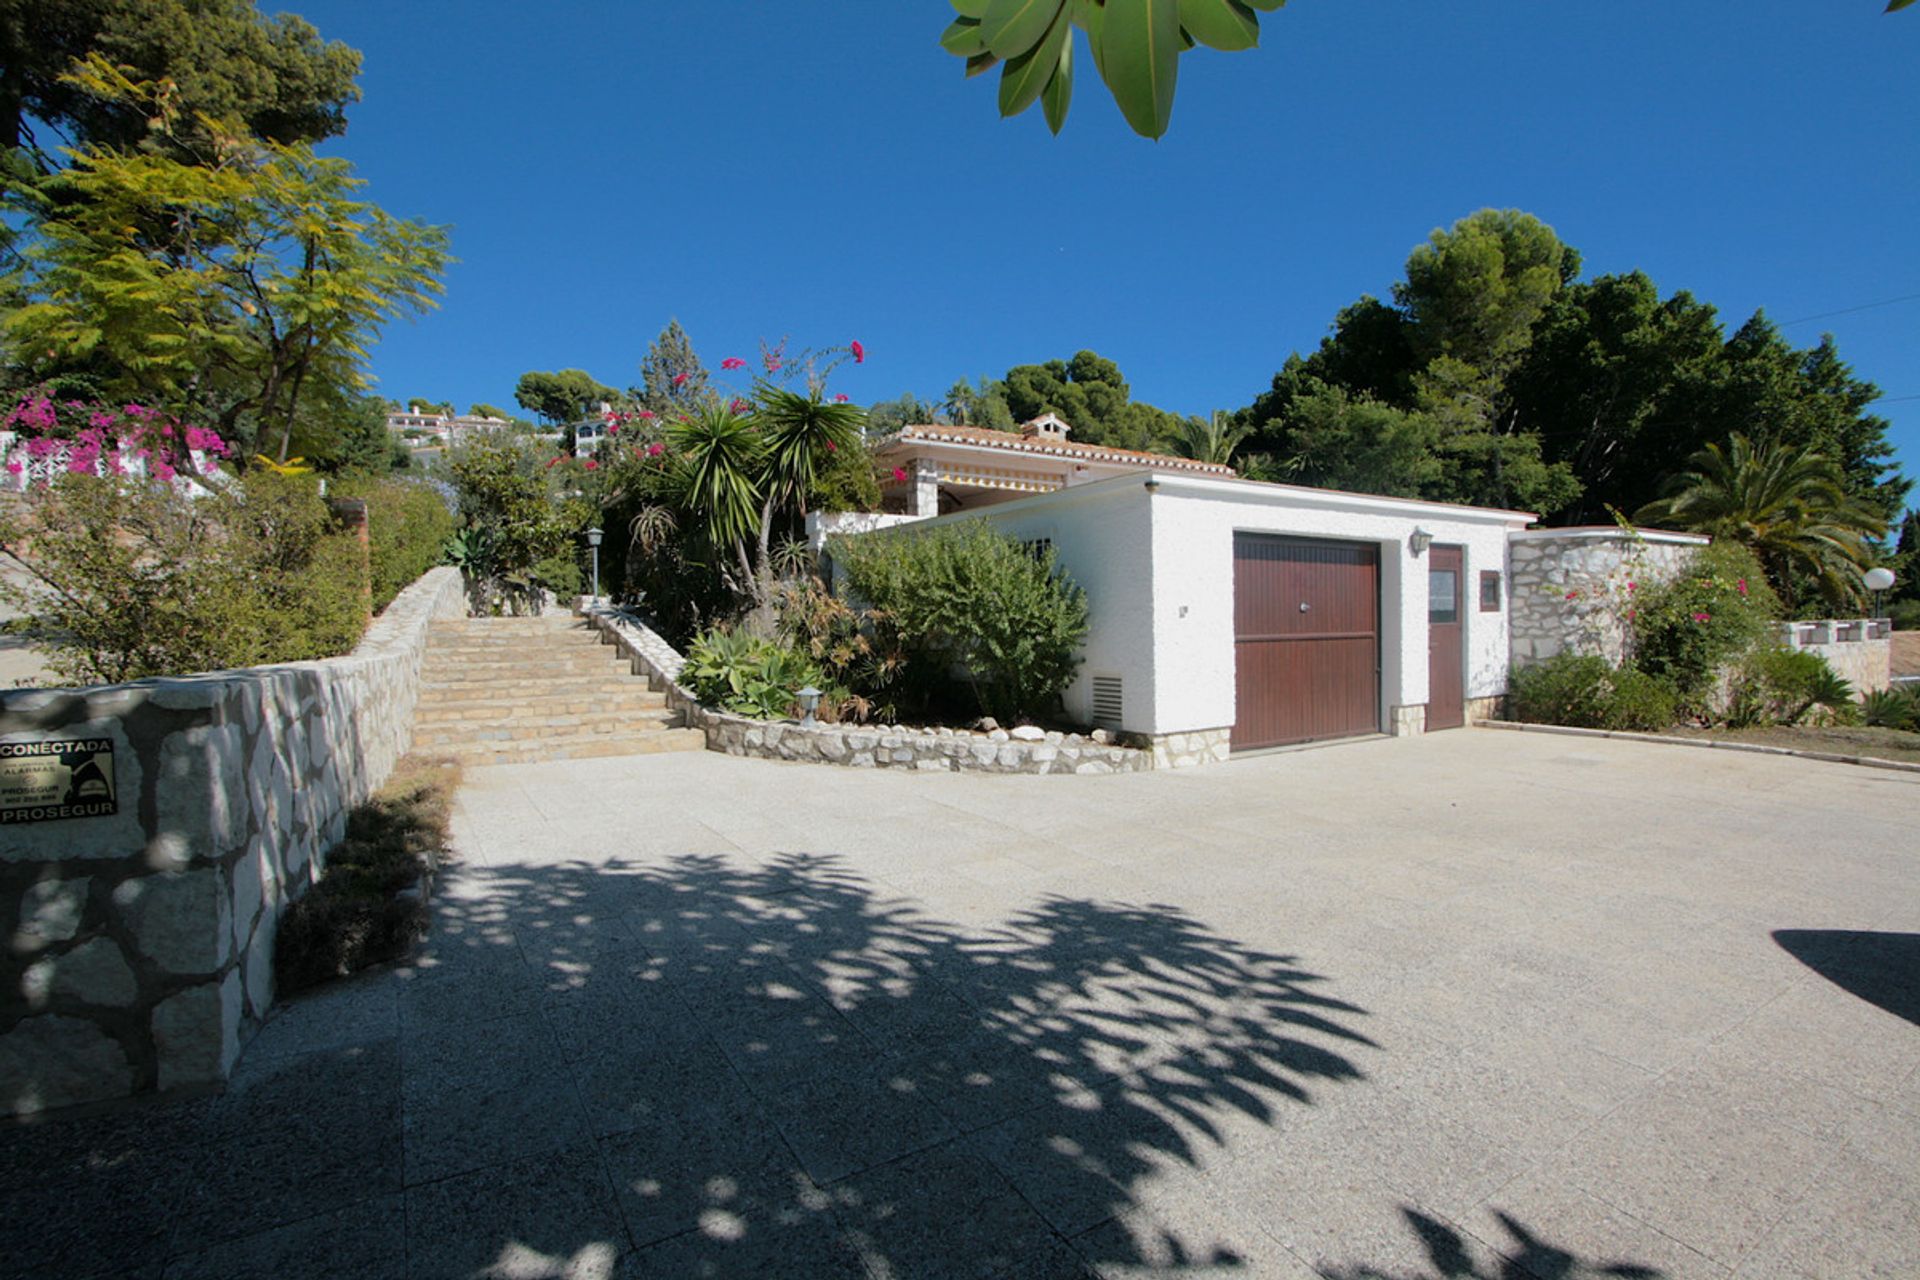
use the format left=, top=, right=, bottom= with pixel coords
left=634, top=320, right=716, bottom=418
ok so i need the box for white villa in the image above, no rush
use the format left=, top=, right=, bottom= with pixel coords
left=811, top=414, right=1891, bottom=765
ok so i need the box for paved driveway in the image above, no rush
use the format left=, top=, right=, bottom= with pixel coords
left=8, top=730, right=1918, bottom=1278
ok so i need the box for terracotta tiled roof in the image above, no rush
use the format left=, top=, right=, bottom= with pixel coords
left=878, top=424, right=1236, bottom=476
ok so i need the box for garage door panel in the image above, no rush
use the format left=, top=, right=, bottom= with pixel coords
left=1232, top=535, right=1380, bottom=751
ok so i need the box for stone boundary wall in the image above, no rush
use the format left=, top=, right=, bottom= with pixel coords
left=579, top=605, right=1154, bottom=775
left=0, top=566, right=466, bottom=1117
left=1779, top=619, right=1893, bottom=696
left=1509, top=530, right=1705, bottom=667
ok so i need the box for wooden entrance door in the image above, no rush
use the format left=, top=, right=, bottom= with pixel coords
left=1426, top=545, right=1465, bottom=731
left=1232, top=535, right=1380, bottom=751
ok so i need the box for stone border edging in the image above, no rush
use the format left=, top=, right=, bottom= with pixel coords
left=1476, top=719, right=1920, bottom=775
left=579, top=604, right=1152, bottom=775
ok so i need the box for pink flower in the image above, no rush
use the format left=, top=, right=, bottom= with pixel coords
left=1626, top=609, right=1637, bottom=621
left=646, top=442, right=665, bottom=457
left=1625, top=581, right=1635, bottom=592
left=672, top=372, right=689, bottom=386
left=850, top=340, right=865, bottom=364
left=583, top=459, right=599, bottom=471
left=721, top=357, right=746, bottom=371
left=1736, top=579, right=1748, bottom=596
left=1564, top=590, right=1580, bottom=600
left=825, top=440, right=838, bottom=452
left=608, top=423, right=620, bottom=435
left=1692, top=611, right=1711, bottom=623
left=637, top=409, right=656, bottom=419
left=729, top=398, right=751, bottom=414
left=891, top=467, right=908, bottom=483
left=833, top=393, right=850, bottom=403
left=764, top=355, right=783, bottom=373
left=4, top=462, right=20, bottom=475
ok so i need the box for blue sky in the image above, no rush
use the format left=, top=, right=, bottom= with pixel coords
left=300, top=1, right=1918, bottom=492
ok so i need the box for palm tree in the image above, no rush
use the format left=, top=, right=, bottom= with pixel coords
left=1634, top=433, right=1886, bottom=609
left=1175, top=411, right=1254, bottom=469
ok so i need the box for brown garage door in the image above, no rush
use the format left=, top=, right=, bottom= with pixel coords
left=1232, top=534, right=1380, bottom=751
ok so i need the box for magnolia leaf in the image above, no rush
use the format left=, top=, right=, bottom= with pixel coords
left=965, top=51, right=1001, bottom=77
left=1000, top=5, right=1073, bottom=116
left=1100, top=0, right=1181, bottom=139
left=951, top=0, right=992, bottom=14
left=1178, top=0, right=1260, bottom=51
left=1240, top=0, right=1286, bottom=9
left=980, top=0, right=1067, bottom=59
left=1074, top=0, right=1109, bottom=79
left=1043, top=33, right=1075, bottom=134
left=1888, top=0, right=1915, bottom=9
left=942, top=16, right=989, bottom=55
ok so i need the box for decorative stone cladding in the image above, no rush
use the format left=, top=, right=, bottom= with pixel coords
left=0, top=566, right=466, bottom=1117
left=1147, top=728, right=1232, bottom=769
left=1388, top=704, right=1426, bottom=736
left=1464, top=695, right=1504, bottom=724
left=1508, top=529, right=1706, bottom=666
left=581, top=605, right=1153, bottom=774
left=1779, top=619, right=1893, bottom=695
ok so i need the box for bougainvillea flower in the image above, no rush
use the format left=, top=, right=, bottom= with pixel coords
left=647, top=442, right=665, bottom=457
left=1736, top=579, right=1748, bottom=596
left=850, top=340, right=865, bottom=364
left=672, top=372, right=689, bottom=386
left=584, top=459, right=599, bottom=471
left=892, top=467, right=908, bottom=483
left=1692, top=611, right=1712, bottom=623
left=833, top=393, right=850, bottom=403
left=721, top=357, right=746, bottom=371
left=729, top=398, right=751, bottom=414
left=1564, top=589, right=1579, bottom=600
left=637, top=409, right=656, bottom=419
left=764, top=356, right=783, bottom=372
left=825, top=440, right=838, bottom=452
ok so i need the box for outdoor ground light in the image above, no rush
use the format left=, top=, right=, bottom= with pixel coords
left=1409, top=527, right=1434, bottom=556
left=586, top=526, right=603, bottom=599
left=796, top=685, right=822, bottom=727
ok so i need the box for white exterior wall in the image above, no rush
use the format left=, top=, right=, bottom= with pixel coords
left=931, top=484, right=1158, bottom=730
left=1143, top=480, right=1525, bottom=736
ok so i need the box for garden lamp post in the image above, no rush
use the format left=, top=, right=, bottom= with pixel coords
left=796, top=685, right=822, bottom=728
left=1864, top=566, right=1895, bottom=618
left=586, top=526, right=603, bottom=601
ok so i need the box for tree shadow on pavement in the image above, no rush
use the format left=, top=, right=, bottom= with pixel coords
left=0, top=846, right=1675, bottom=1279
left=1319, top=1206, right=1666, bottom=1280
left=1772, top=929, right=1920, bottom=1026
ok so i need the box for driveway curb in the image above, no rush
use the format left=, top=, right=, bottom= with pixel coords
left=1476, top=718, right=1920, bottom=774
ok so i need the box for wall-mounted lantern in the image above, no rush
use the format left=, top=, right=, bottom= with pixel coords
left=1409, top=527, right=1434, bottom=556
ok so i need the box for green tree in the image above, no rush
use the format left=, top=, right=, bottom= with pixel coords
left=1172, top=411, right=1252, bottom=468
left=633, top=319, right=716, bottom=418
left=942, top=376, right=1017, bottom=430
left=1002, top=349, right=1185, bottom=450
left=4, top=63, right=450, bottom=462
left=1263, top=382, right=1440, bottom=497
left=1635, top=434, right=1887, bottom=611
left=512, top=369, right=614, bottom=425
left=865, top=391, right=943, bottom=435
left=468, top=402, right=521, bottom=423
left=0, top=0, right=361, bottom=162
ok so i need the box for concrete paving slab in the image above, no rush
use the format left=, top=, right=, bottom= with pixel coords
left=6, top=729, right=1915, bottom=1279
left=404, top=1143, right=626, bottom=1280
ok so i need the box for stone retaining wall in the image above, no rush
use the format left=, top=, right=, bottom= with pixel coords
left=1509, top=529, right=1706, bottom=666
left=0, top=566, right=466, bottom=1117
left=580, top=605, right=1154, bottom=774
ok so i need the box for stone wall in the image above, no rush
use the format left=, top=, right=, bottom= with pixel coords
left=1509, top=530, right=1706, bottom=666
left=1779, top=619, right=1893, bottom=696
left=0, top=566, right=466, bottom=1117
left=580, top=605, right=1154, bottom=775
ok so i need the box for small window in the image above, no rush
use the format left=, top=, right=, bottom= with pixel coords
left=1429, top=569, right=1459, bottom=625
left=1023, top=537, right=1054, bottom=562
left=1480, top=570, right=1503, bottom=612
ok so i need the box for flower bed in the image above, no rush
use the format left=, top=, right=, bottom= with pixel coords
left=580, top=604, right=1150, bottom=775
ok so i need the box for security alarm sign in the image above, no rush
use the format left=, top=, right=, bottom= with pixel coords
left=0, top=738, right=118, bottom=824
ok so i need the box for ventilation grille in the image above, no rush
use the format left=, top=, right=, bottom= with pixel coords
left=1091, top=675, right=1124, bottom=728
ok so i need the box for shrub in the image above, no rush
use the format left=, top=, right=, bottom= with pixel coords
left=333, top=476, right=457, bottom=613
left=1509, top=653, right=1614, bottom=728
left=1508, top=652, right=1677, bottom=732
left=275, top=757, right=460, bottom=995
left=442, top=434, right=586, bottom=611
left=1861, top=686, right=1920, bottom=732
left=830, top=522, right=1090, bottom=725
left=1725, top=647, right=1856, bottom=727
left=683, top=628, right=824, bottom=719
left=0, top=471, right=367, bottom=684
left=1888, top=599, right=1920, bottom=631
left=1632, top=542, right=1779, bottom=707
left=774, top=574, right=903, bottom=723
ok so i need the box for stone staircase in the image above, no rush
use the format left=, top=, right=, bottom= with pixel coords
left=412, top=614, right=705, bottom=766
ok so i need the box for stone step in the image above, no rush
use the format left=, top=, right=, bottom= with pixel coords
left=431, top=618, right=588, bottom=634
left=417, top=679, right=656, bottom=703
left=421, top=653, right=632, bottom=677
left=414, top=691, right=670, bottom=723
left=413, top=711, right=684, bottom=748
left=432, top=727, right=708, bottom=766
